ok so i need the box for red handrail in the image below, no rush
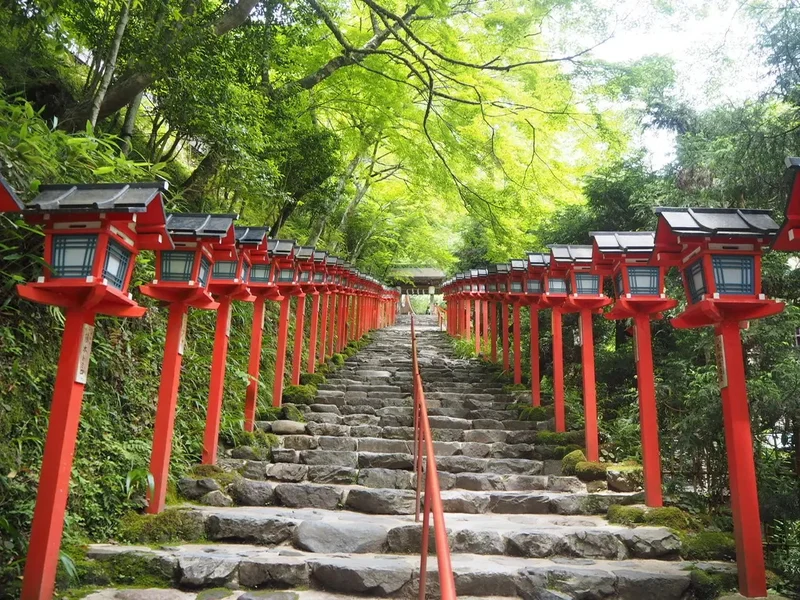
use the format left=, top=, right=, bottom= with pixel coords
left=411, top=316, right=457, bottom=600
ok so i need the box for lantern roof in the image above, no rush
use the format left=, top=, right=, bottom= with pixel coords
left=295, top=246, right=315, bottom=261
left=0, top=174, right=23, bottom=212
left=313, top=250, right=327, bottom=263
left=510, top=258, right=526, bottom=271
left=549, top=244, right=593, bottom=265
left=487, top=265, right=496, bottom=275
left=495, top=263, right=511, bottom=275
left=234, top=226, right=269, bottom=246
left=590, top=231, right=655, bottom=254
left=166, top=213, right=236, bottom=239
left=27, top=182, right=167, bottom=216
left=654, top=207, right=778, bottom=237
left=470, top=268, right=479, bottom=277
left=772, top=156, right=800, bottom=251
left=324, top=255, right=337, bottom=265
left=268, top=239, right=296, bottom=257
left=456, top=272, right=466, bottom=280
left=477, top=267, right=488, bottom=277
left=527, top=252, right=551, bottom=268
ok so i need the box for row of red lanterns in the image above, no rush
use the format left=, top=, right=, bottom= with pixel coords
left=0, top=180, right=398, bottom=600
left=441, top=158, right=800, bottom=599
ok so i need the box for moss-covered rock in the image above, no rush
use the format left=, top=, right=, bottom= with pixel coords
left=643, top=506, right=696, bottom=531
left=282, top=384, right=318, bottom=405
left=502, top=383, right=528, bottom=394
left=682, top=531, right=737, bottom=561
left=299, top=372, right=326, bottom=386
left=574, top=461, right=608, bottom=482
left=562, top=449, right=587, bottom=475
left=331, top=353, right=346, bottom=366
left=118, top=508, right=205, bottom=544
left=688, top=568, right=738, bottom=599
left=255, top=406, right=282, bottom=421
left=607, top=504, right=646, bottom=526
left=536, top=430, right=585, bottom=445
left=190, top=464, right=241, bottom=488
left=280, top=404, right=306, bottom=422
left=519, top=405, right=554, bottom=422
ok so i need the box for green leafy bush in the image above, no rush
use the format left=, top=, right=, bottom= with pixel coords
left=117, top=509, right=205, bottom=544
left=331, top=353, right=345, bottom=366
left=561, top=449, right=587, bottom=475
left=282, top=384, right=318, bottom=404
left=574, top=461, right=608, bottom=482
left=299, top=373, right=326, bottom=386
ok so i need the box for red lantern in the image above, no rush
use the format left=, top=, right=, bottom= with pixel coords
left=525, top=253, right=550, bottom=406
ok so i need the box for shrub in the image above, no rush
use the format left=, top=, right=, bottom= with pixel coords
left=682, top=531, right=736, bottom=561
left=561, top=449, right=587, bottom=475
left=331, top=353, right=345, bottom=366
left=299, top=373, right=326, bottom=386
left=117, top=509, right=205, bottom=544
left=607, top=504, right=646, bottom=526
left=643, top=506, right=696, bottom=531
left=282, top=384, right=318, bottom=404
left=688, top=569, right=738, bottom=600
left=574, top=461, right=608, bottom=482
left=220, top=425, right=279, bottom=450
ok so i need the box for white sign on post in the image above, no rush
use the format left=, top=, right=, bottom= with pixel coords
left=75, top=324, right=95, bottom=384
left=178, top=312, right=188, bottom=356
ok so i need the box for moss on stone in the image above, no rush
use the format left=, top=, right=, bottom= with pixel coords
left=190, top=464, right=241, bottom=487
left=537, top=430, right=585, bottom=445
left=280, top=404, right=306, bottom=422
left=88, top=552, right=172, bottom=587
left=643, top=506, right=696, bottom=531
left=682, top=531, right=737, bottom=561
left=561, top=449, right=587, bottom=475
left=502, top=383, right=528, bottom=394
left=518, top=405, right=554, bottom=422
left=575, top=461, right=608, bottom=482
left=117, top=508, right=205, bottom=544
left=282, top=384, right=318, bottom=405
left=299, top=372, right=326, bottom=386
left=688, top=568, right=738, bottom=599
left=607, top=504, right=646, bottom=526
left=331, top=353, right=346, bottom=366
left=255, top=406, right=282, bottom=421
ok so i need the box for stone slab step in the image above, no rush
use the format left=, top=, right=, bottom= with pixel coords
left=186, top=505, right=682, bottom=561
left=80, top=590, right=517, bottom=600
left=85, top=543, right=732, bottom=599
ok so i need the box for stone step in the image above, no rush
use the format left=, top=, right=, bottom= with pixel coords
left=85, top=543, right=732, bottom=598
left=180, top=505, right=682, bottom=561
left=82, top=590, right=516, bottom=600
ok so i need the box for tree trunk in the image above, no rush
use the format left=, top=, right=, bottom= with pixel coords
left=181, top=149, right=223, bottom=210
left=120, top=91, right=143, bottom=155
left=306, top=153, right=362, bottom=245
left=270, top=199, right=297, bottom=237
left=89, top=0, right=132, bottom=128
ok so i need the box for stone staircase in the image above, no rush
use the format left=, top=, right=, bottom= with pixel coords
left=82, top=315, right=734, bottom=600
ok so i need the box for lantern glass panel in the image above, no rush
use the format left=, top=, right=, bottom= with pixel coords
left=498, top=282, right=507, bottom=292
left=314, top=272, right=325, bottom=283
left=52, top=234, right=97, bottom=279
left=300, top=271, right=311, bottom=282
left=213, top=261, right=237, bottom=280
left=278, top=268, right=295, bottom=283
left=488, top=282, right=497, bottom=292
left=471, top=284, right=478, bottom=292
left=250, top=264, right=271, bottom=283
left=628, top=266, right=660, bottom=295
left=511, top=281, right=523, bottom=293
left=240, top=262, right=250, bottom=282
left=479, top=284, right=485, bottom=291
left=161, top=250, right=195, bottom=282
left=712, top=255, right=754, bottom=295
left=102, top=239, right=131, bottom=290
left=686, top=258, right=706, bottom=304
left=527, top=279, right=542, bottom=294
left=198, top=256, right=211, bottom=287
left=614, top=272, right=624, bottom=297
left=548, top=278, right=567, bottom=294
left=575, top=273, right=600, bottom=295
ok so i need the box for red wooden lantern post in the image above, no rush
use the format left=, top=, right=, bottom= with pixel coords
left=271, top=240, right=300, bottom=407
left=494, top=264, right=512, bottom=371
left=318, top=256, right=336, bottom=363
left=140, top=214, right=234, bottom=513
left=9, top=183, right=171, bottom=600
left=539, top=257, right=570, bottom=432
left=307, top=250, right=327, bottom=373
left=591, top=231, right=676, bottom=507
left=237, top=229, right=280, bottom=432
left=508, top=259, right=527, bottom=384
left=202, top=225, right=255, bottom=464
left=290, top=246, right=316, bottom=384
left=524, top=253, right=549, bottom=406
left=327, top=258, right=343, bottom=358
left=653, top=207, right=782, bottom=598
left=550, top=244, right=612, bottom=462
left=486, top=265, right=500, bottom=362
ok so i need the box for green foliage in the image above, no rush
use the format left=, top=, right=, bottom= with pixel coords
left=607, top=505, right=646, bottom=526
left=282, top=384, right=318, bottom=405
left=682, top=531, right=737, bottom=561
left=644, top=507, right=697, bottom=531
left=574, top=461, right=608, bottom=482
left=517, top=405, right=554, bottom=422
left=502, top=383, right=528, bottom=393
left=767, top=520, right=800, bottom=595
left=300, top=373, right=326, bottom=386
left=330, top=354, right=345, bottom=367
left=117, top=509, right=204, bottom=544
left=188, top=465, right=241, bottom=489
left=688, top=569, right=737, bottom=600
left=561, top=449, right=587, bottom=476
left=536, top=430, right=585, bottom=446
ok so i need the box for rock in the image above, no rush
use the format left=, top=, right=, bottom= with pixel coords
left=615, top=568, right=690, bottom=600
left=281, top=435, right=318, bottom=450
left=506, top=530, right=560, bottom=557
left=267, top=463, right=308, bottom=482
left=358, top=468, right=414, bottom=489
left=177, top=477, right=220, bottom=500
left=345, top=488, right=415, bottom=514
left=310, top=404, right=340, bottom=414
left=472, top=419, right=504, bottom=430
left=525, top=565, right=617, bottom=599
left=198, top=490, right=232, bottom=507
left=490, top=443, right=533, bottom=459
left=306, top=422, right=349, bottom=437
left=241, top=461, right=269, bottom=480
left=505, top=431, right=538, bottom=445
left=230, top=445, right=268, bottom=460
left=428, top=415, right=471, bottom=429
left=488, top=493, right=549, bottom=514
left=358, top=370, right=393, bottom=378
left=619, top=527, right=682, bottom=559
left=274, top=483, right=344, bottom=510
left=304, top=412, right=342, bottom=424
left=228, top=478, right=275, bottom=506
left=438, top=491, right=491, bottom=514
left=293, top=519, right=388, bottom=553
left=358, top=438, right=413, bottom=453
left=463, top=430, right=507, bottom=444
left=205, top=514, right=294, bottom=545
left=82, top=591, right=196, bottom=600
left=455, top=473, right=505, bottom=491
left=453, top=569, right=520, bottom=597
left=487, top=458, right=542, bottom=475
left=269, top=420, right=307, bottom=435
left=459, top=442, right=491, bottom=458
left=504, top=475, right=549, bottom=491
left=310, top=556, right=413, bottom=595
left=436, top=456, right=487, bottom=473
left=548, top=476, right=586, bottom=493
left=342, top=413, right=380, bottom=426
left=432, top=429, right=463, bottom=442
left=358, top=452, right=414, bottom=470
left=238, top=558, right=309, bottom=588
left=449, top=528, right=505, bottom=554
left=607, top=468, right=643, bottom=493
left=586, top=480, right=608, bottom=493
left=299, top=450, right=358, bottom=468
left=558, top=530, right=628, bottom=560
left=305, top=465, right=357, bottom=484
left=271, top=449, right=299, bottom=463
left=238, top=592, right=299, bottom=600
left=350, top=424, right=380, bottom=437
left=176, top=555, right=237, bottom=587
